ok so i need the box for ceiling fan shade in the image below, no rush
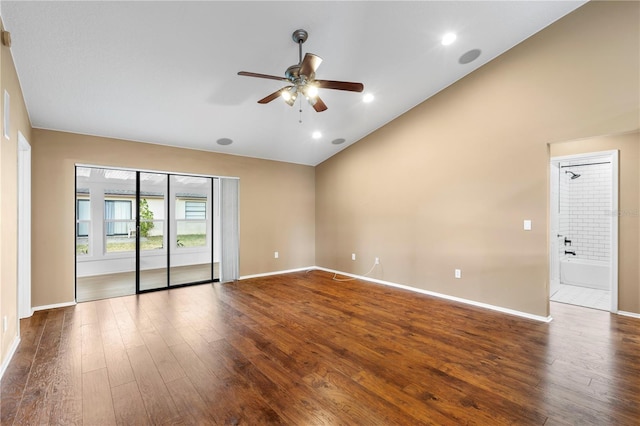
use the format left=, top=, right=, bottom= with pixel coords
left=282, top=87, right=298, bottom=106
left=237, top=29, right=364, bottom=113
left=299, top=53, right=322, bottom=79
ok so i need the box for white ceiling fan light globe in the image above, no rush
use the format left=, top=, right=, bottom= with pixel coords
left=305, top=84, right=319, bottom=99
left=282, top=87, right=297, bottom=106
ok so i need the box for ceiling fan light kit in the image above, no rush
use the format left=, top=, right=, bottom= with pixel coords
left=238, top=29, right=364, bottom=113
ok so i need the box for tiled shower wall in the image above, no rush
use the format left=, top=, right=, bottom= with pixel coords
left=558, top=161, right=611, bottom=262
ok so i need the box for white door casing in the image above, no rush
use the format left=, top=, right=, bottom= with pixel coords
left=18, top=132, right=32, bottom=318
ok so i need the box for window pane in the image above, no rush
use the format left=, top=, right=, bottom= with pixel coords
left=76, top=197, right=90, bottom=255
left=105, top=200, right=132, bottom=236
left=176, top=220, right=206, bottom=247
left=140, top=220, right=164, bottom=251
left=76, top=225, right=89, bottom=255
left=185, top=201, right=206, bottom=219
left=105, top=220, right=136, bottom=253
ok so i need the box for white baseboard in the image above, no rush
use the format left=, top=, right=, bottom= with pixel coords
left=32, top=300, right=76, bottom=312
left=618, top=310, right=640, bottom=319
left=240, top=266, right=315, bottom=281
left=314, top=266, right=553, bottom=323
left=0, top=336, right=21, bottom=380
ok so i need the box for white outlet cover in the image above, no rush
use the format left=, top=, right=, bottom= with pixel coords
left=524, top=220, right=532, bottom=231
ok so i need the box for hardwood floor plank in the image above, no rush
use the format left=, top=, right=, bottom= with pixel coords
left=11, top=312, right=64, bottom=425
left=111, top=381, right=151, bottom=426
left=202, top=340, right=286, bottom=425
left=209, top=338, right=338, bottom=425
left=82, top=367, right=117, bottom=425
left=165, top=376, right=217, bottom=425
left=0, top=311, right=48, bottom=425
left=105, top=348, right=136, bottom=388
left=126, top=344, right=180, bottom=424
left=169, top=342, right=249, bottom=425
left=49, top=308, right=83, bottom=425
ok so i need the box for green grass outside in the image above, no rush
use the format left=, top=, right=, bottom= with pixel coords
left=76, top=234, right=206, bottom=254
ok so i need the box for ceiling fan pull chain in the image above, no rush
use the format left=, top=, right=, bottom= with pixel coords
left=299, top=98, right=303, bottom=124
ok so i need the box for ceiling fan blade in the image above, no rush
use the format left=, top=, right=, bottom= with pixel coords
left=316, top=79, right=364, bottom=92
left=299, top=53, right=322, bottom=78
left=238, top=71, right=288, bottom=82
left=258, top=87, right=289, bottom=104
left=311, top=96, right=328, bottom=112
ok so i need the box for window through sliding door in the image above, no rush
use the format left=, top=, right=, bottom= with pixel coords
left=138, top=172, right=168, bottom=291
left=76, top=166, right=224, bottom=302
left=75, top=167, right=137, bottom=302
left=169, top=175, right=215, bottom=286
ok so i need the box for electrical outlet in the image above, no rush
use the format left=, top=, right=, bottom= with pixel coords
left=455, top=269, right=461, bottom=279
left=274, top=251, right=279, bottom=259
left=375, top=257, right=380, bottom=265
left=351, top=253, right=356, bottom=261
left=2, top=316, right=7, bottom=332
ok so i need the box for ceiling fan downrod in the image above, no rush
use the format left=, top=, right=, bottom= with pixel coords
left=292, top=29, right=308, bottom=65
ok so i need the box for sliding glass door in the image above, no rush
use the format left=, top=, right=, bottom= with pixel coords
left=75, top=166, right=224, bottom=302
left=138, top=172, right=168, bottom=291
left=76, top=167, right=137, bottom=301
left=169, top=175, right=215, bottom=286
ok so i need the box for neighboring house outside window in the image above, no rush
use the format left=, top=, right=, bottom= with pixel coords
left=185, top=200, right=206, bottom=220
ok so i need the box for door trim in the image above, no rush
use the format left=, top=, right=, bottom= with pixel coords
left=18, top=132, right=32, bottom=318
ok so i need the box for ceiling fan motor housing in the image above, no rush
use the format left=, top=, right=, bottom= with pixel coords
left=285, top=65, right=300, bottom=81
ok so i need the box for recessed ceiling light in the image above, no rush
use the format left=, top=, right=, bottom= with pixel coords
left=216, top=138, right=233, bottom=146
left=441, top=32, right=457, bottom=46
left=363, top=93, right=374, bottom=103
left=312, top=131, right=322, bottom=139
left=331, top=138, right=346, bottom=145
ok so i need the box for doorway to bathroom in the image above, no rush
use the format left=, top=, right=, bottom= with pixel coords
left=549, top=151, right=618, bottom=312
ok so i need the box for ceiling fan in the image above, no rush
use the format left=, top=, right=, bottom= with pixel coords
left=238, top=29, right=364, bottom=112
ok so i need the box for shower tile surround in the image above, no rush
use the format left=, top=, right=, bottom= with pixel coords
left=558, top=161, right=611, bottom=263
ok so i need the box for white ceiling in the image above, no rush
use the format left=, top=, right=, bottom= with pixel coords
left=1, top=1, right=586, bottom=166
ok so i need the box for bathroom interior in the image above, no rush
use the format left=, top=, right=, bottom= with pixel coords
left=550, top=153, right=615, bottom=311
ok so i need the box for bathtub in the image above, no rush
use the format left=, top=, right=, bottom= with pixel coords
left=560, top=258, right=610, bottom=290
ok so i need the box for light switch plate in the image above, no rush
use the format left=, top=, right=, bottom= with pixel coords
left=524, top=220, right=532, bottom=231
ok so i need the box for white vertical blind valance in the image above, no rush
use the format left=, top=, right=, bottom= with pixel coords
left=220, top=178, right=239, bottom=282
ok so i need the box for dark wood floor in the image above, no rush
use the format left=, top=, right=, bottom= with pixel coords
left=2, top=271, right=639, bottom=425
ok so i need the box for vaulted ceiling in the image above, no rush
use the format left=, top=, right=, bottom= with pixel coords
left=1, top=1, right=586, bottom=165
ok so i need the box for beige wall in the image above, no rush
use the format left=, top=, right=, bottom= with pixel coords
left=0, top=19, right=33, bottom=368
left=30, top=130, right=315, bottom=307
left=550, top=131, right=640, bottom=313
left=315, top=1, right=640, bottom=317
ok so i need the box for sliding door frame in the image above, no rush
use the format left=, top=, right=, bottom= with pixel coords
left=76, top=164, right=231, bottom=300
